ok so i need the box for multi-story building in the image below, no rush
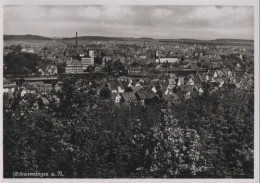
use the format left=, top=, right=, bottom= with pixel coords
left=65, top=60, right=84, bottom=73
left=65, top=49, right=95, bottom=73
left=88, top=50, right=94, bottom=58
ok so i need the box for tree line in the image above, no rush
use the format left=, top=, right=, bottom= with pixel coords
left=3, top=78, right=254, bottom=178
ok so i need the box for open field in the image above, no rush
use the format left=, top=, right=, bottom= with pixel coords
left=4, top=35, right=254, bottom=50
left=4, top=40, right=65, bottom=49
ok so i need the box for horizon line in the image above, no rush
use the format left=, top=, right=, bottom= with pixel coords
left=3, top=34, right=254, bottom=41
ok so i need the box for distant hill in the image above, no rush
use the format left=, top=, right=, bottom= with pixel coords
left=215, top=39, right=253, bottom=43
left=136, top=37, right=154, bottom=41
left=158, top=38, right=254, bottom=46
left=63, top=36, right=125, bottom=41
left=4, top=34, right=254, bottom=46
left=63, top=36, right=154, bottom=41
left=4, top=34, right=52, bottom=41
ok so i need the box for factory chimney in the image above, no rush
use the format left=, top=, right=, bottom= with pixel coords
left=75, top=32, right=78, bottom=50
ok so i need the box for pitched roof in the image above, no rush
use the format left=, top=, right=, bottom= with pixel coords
left=215, top=78, right=225, bottom=83
left=198, top=74, right=206, bottom=82
left=168, top=78, right=175, bottom=85
left=66, top=60, right=82, bottom=66
left=107, top=81, right=123, bottom=90
left=144, top=91, right=156, bottom=99
left=131, top=86, right=143, bottom=92
left=162, top=93, right=179, bottom=102
left=216, top=70, right=225, bottom=77
left=178, top=77, right=185, bottom=85
left=3, top=78, right=12, bottom=85
left=135, top=90, right=147, bottom=100
left=120, top=92, right=137, bottom=102
left=41, top=97, right=49, bottom=105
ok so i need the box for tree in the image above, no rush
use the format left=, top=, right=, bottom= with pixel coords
left=57, top=62, right=66, bottom=74
left=113, top=60, right=125, bottom=72
left=100, top=87, right=112, bottom=99
left=15, top=45, right=22, bottom=52
left=148, top=110, right=207, bottom=178
left=3, top=76, right=253, bottom=178
left=4, top=53, right=41, bottom=76
left=172, top=62, right=180, bottom=68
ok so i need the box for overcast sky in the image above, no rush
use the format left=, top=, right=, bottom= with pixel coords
left=4, top=5, right=254, bottom=40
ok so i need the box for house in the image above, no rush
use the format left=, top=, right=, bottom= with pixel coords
left=236, top=63, right=242, bottom=68
left=211, top=62, right=219, bottom=69
left=54, top=85, right=61, bottom=93
left=189, top=63, right=198, bottom=70
left=185, top=91, right=191, bottom=99
left=211, top=77, right=216, bottom=83
left=135, top=90, right=147, bottom=105
left=177, top=77, right=185, bottom=86
left=27, top=48, right=35, bottom=53
left=216, top=70, right=225, bottom=77
left=213, top=70, right=225, bottom=78
left=94, top=65, right=103, bottom=72
left=3, top=78, right=16, bottom=93
left=168, top=78, right=176, bottom=86
left=198, top=74, right=206, bottom=82
left=155, top=57, right=179, bottom=63
left=46, top=65, right=58, bottom=75
left=198, top=87, right=204, bottom=95
left=216, top=78, right=225, bottom=87
left=118, top=76, right=128, bottom=82
left=235, top=83, right=242, bottom=89
left=43, top=84, right=53, bottom=93
left=52, top=95, right=60, bottom=104
left=129, top=66, right=144, bottom=74
left=213, top=71, right=218, bottom=78
left=4, top=49, right=12, bottom=56
left=38, top=67, right=46, bottom=76
left=222, top=68, right=232, bottom=77
left=21, top=48, right=28, bottom=53
left=183, top=59, right=192, bottom=65
left=120, top=92, right=137, bottom=103
left=156, top=83, right=168, bottom=95
left=139, top=53, right=147, bottom=59
left=135, top=81, right=141, bottom=87
left=4, top=90, right=14, bottom=99
left=151, top=85, right=157, bottom=93
left=194, top=50, right=205, bottom=57
left=187, top=78, right=195, bottom=86
left=169, top=73, right=177, bottom=79
left=20, top=87, right=36, bottom=97
left=25, top=81, right=45, bottom=92
left=130, top=86, right=143, bottom=92
left=41, top=97, right=49, bottom=105
left=162, top=93, right=179, bottom=103
left=107, top=81, right=124, bottom=93
left=112, top=93, right=122, bottom=103
left=164, top=85, right=173, bottom=95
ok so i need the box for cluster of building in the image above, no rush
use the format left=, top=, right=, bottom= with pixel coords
left=3, top=77, right=61, bottom=109
left=98, top=66, right=253, bottom=105
left=5, top=64, right=252, bottom=109
left=3, top=32, right=254, bottom=108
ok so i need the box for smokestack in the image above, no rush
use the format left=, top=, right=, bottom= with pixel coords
left=76, top=32, right=78, bottom=50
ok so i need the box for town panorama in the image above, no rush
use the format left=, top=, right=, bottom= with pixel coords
left=3, top=5, right=254, bottom=179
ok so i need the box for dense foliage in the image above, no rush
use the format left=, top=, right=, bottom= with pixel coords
left=4, top=53, right=41, bottom=76
left=3, top=78, right=254, bottom=178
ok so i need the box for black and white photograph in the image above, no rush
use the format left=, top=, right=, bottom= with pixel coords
left=1, top=0, right=259, bottom=181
